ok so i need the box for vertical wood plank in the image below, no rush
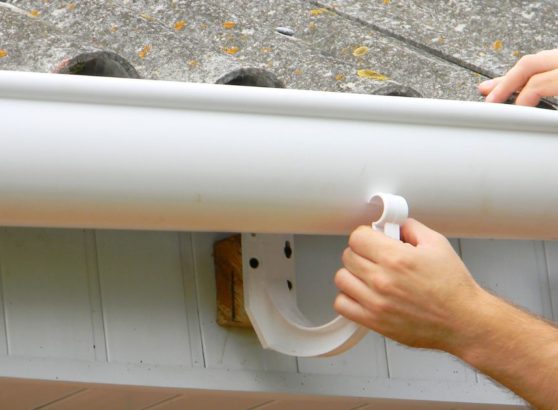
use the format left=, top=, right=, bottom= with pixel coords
left=0, top=228, right=10, bottom=356
left=178, top=233, right=205, bottom=368
left=543, top=241, right=558, bottom=321
left=192, top=232, right=297, bottom=372
left=83, top=230, right=108, bottom=362
left=95, top=231, right=194, bottom=367
left=294, top=235, right=389, bottom=378
left=0, top=228, right=95, bottom=360
left=461, top=240, right=552, bottom=318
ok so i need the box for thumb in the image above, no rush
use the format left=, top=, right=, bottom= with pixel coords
left=400, top=218, right=441, bottom=246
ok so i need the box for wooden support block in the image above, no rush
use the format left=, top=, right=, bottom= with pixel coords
left=213, top=235, right=252, bottom=328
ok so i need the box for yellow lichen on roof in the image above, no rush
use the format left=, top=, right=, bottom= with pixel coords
left=357, top=69, right=390, bottom=81
left=138, top=44, right=152, bottom=59
left=310, top=8, right=328, bottom=16
left=223, top=21, right=237, bottom=29
left=0, top=49, right=7, bottom=58
left=352, top=46, right=369, bottom=57
left=174, top=20, right=187, bottom=31
left=225, top=47, right=240, bottom=55
left=492, top=40, right=503, bottom=51
left=29, top=9, right=41, bottom=17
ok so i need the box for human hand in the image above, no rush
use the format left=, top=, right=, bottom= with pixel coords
left=335, top=220, right=558, bottom=409
left=334, top=219, right=488, bottom=353
left=479, top=49, right=558, bottom=106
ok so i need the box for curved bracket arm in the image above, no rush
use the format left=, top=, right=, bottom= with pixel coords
left=243, top=193, right=408, bottom=357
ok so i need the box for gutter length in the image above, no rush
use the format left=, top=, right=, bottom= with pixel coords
left=1, top=70, right=557, bottom=238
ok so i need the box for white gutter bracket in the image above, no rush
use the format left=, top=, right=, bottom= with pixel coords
left=243, top=193, right=408, bottom=357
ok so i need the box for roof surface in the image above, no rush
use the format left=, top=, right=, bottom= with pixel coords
left=0, top=0, right=556, bottom=105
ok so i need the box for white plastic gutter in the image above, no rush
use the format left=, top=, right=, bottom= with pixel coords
left=1, top=70, right=557, bottom=238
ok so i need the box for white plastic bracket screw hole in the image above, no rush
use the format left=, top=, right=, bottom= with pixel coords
left=242, top=192, right=408, bottom=357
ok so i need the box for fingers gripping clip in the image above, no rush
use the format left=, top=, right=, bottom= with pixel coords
left=370, top=193, right=409, bottom=240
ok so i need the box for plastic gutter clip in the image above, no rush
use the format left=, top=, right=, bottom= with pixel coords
left=371, top=193, right=409, bottom=240
left=243, top=193, right=409, bottom=357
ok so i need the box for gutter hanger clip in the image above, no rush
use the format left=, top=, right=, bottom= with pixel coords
left=242, top=193, right=409, bottom=357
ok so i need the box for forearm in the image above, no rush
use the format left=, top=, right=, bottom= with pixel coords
left=451, top=291, right=558, bottom=409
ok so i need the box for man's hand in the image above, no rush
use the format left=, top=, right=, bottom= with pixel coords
left=335, top=219, right=558, bottom=409
left=333, top=219, right=486, bottom=353
left=479, top=49, right=558, bottom=106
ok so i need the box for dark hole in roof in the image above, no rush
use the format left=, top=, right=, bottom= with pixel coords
left=55, top=51, right=140, bottom=79
left=372, top=84, right=422, bottom=98
left=216, top=68, right=285, bottom=88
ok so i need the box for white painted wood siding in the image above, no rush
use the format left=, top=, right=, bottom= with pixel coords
left=95, top=231, right=199, bottom=367
left=0, top=228, right=96, bottom=360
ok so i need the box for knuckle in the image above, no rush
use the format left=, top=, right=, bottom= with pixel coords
left=382, top=252, right=412, bottom=270
left=341, top=247, right=352, bottom=265
left=432, top=232, right=450, bottom=247
left=381, top=254, right=397, bottom=268
left=536, top=49, right=555, bottom=58
left=517, top=54, right=537, bottom=68
left=349, top=225, right=370, bottom=249
left=334, top=269, right=349, bottom=289
left=369, top=299, right=389, bottom=314
left=333, top=294, right=346, bottom=313
left=439, top=232, right=451, bottom=243
left=370, top=275, right=393, bottom=294
left=524, top=74, right=544, bottom=91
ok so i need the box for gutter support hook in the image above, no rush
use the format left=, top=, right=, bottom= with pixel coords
left=242, top=193, right=409, bottom=357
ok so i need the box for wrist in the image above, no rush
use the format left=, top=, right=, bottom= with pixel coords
left=442, top=286, right=504, bottom=360
left=445, top=289, right=558, bottom=408
left=448, top=289, right=558, bottom=370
